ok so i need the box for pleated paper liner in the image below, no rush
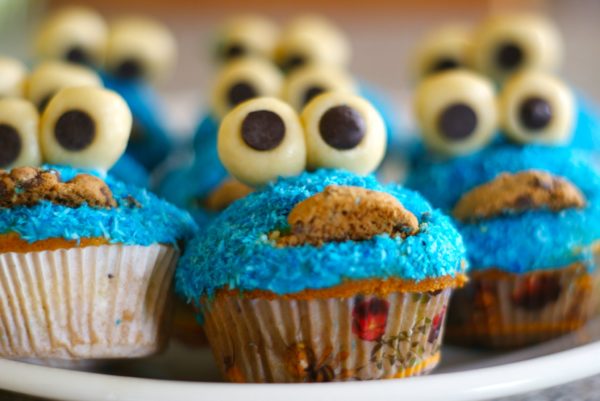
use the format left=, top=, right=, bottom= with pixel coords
left=446, top=262, right=597, bottom=349
left=201, top=287, right=452, bottom=383
left=0, top=244, right=178, bottom=360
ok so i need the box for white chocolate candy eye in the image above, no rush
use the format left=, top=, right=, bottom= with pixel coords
left=0, top=98, right=41, bottom=169
left=26, top=61, right=102, bottom=111
left=414, top=70, right=498, bottom=156
left=212, top=57, right=283, bottom=120
left=106, top=17, right=177, bottom=83
left=35, top=6, right=108, bottom=68
left=0, top=57, right=27, bottom=98
left=500, top=70, right=574, bottom=145
left=301, top=92, right=386, bottom=175
left=275, top=15, right=351, bottom=72
left=412, top=25, right=472, bottom=81
left=40, top=87, right=132, bottom=171
left=469, top=15, right=563, bottom=83
left=218, top=97, right=306, bottom=187
left=282, top=64, right=357, bottom=112
left=215, top=15, right=279, bottom=62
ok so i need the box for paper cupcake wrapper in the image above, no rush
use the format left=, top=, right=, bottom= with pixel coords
left=446, top=263, right=596, bottom=348
left=0, top=244, right=178, bottom=360
left=201, top=289, right=452, bottom=383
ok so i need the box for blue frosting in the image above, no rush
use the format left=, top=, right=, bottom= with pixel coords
left=406, top=145, right=600, bottom=273
left=0, top=165, right=197, bottom=246
left=101, top=73, right=173, bottom=170
left=176, top=169, right=466, bottom=298
left=109, top=154, right=150, bottom=188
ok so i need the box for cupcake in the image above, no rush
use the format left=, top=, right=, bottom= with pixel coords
left=176, top=93, right=467, bottom=382
left=405, top=70, right=600, bottom=348
left=0, top=86, right=196, bottom=360
left=35, top=7, right=177, bottom=170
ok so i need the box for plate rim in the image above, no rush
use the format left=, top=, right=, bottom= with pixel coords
left=1, top=339, right=600, bottom=401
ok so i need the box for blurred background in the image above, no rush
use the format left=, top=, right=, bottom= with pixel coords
left=1, top=0, right=598, bottom=102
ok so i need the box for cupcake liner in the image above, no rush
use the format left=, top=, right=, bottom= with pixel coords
left=201, top=289, right=451, bottom=383
left=446, top=263, right=596, bottom=348
left=0, top=244, right=178, bottom=360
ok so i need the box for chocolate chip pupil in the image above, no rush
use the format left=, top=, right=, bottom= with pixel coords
left=227, top=82, right=257, bottom=108
left=282, top=54, right=306, bottom=72
left=0, top=124, right=21, bottom=168
left=496, top=42, right=524, bottom=70
left=302, top=86, right=325, bottom=106
left=519, top=97, right=552, bottom=131
left=438, top=103, right=478, bottom=141
left=65, top=46, right=90, bottom=65
left=224, top=43, right=246, bottom=59
left=241, top=110, right=285, bottom=151
left=114, top=58, right=144, bottom=80
left=431, top=57, right=460, bottom=73
left=319, top=105, right=366, bottom=150
left=55, top=110, right=96, bottom=151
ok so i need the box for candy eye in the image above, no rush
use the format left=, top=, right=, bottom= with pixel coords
left=26, top=61, right=102, bottom=112
left=301, top=92, right=385, bottom=175
left=40, top=87, right=132, bottom=171
left=106, top=17, right=177, bottom=83
left=218, top=97, right=306, bottom=187
left=281, top=64, right=357, bottom=111
left=35, top=6, right=108, bottom=68
left=275, top=16, right=351, bottom=72
left=412, top=25, right=472, bottom=80
left=499, top=71, right=574, bottom=145
left=0, top=98, right=41, bottom=169
left=215, top=15, right=279, bottom=62
left=414, top=70, right=498, bottom=156
left=0, top=57, right=27, bottom=98
left=469, top=15, right=562, bottom=83
left=212, top=57, right=283, bottom=120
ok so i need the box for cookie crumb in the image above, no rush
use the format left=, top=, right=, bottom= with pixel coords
left=277, top=185, right=419, bottom=247
left=453, top=170, right=585, bottom=222
left=0, top=167, right=116, bottom=209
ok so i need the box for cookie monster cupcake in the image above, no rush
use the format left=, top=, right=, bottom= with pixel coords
left=177, top=93, right=467, bottom=382
left=406, top=70, right=600, bottom=348
left=0, top=86, right=195, bottom=360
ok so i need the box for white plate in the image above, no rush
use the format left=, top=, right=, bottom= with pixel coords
left=3, top=318, right=600, bottom=401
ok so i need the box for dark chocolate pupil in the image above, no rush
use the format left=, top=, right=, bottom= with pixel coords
left=55, top=110, right=96, bottom=151
left=224, top=43, right=246, bottom=59
left=496, top=42, right=524, bottom=71
left=241, top=110, right=285, bottom=151
left=114, top=58, right=144, bottom=80
left=65, top=46, right=90, bottom=65
left=319, top=105, right=366, bottom=150
left=302, top=86, right=326, bottom=106
left=438, top=103, right=478, bottom=140
left=431, top=57, right=460, bottom=73
left=0, top=124, right=21, bottom=168
left=282, top=54, right=306, bottom=72
left=227, top=82, right=257, bottom=107
left=519, top=97, right=552, bottom=130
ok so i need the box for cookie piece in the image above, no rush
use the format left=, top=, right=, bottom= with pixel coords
left=453, top=170, right=585, bottom=222
left=276, top=185, right=419, bottom=246
left=0, top=166, right=116, bottom=209
left=202, top=178, right=253, bottom=212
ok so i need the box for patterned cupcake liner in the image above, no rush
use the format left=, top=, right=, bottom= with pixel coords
left=446, top=263, right=597, bottom=349
left=0, top=244, right=178, bottom=360
left=201, top=288, right=452, bottom=383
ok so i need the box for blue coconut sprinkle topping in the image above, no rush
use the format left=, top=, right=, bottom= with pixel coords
left=406, top=145, right=600, bottom=273
left=176, top=169, right=467, bottom=298
left=0, top=165, right=197, bottom=247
